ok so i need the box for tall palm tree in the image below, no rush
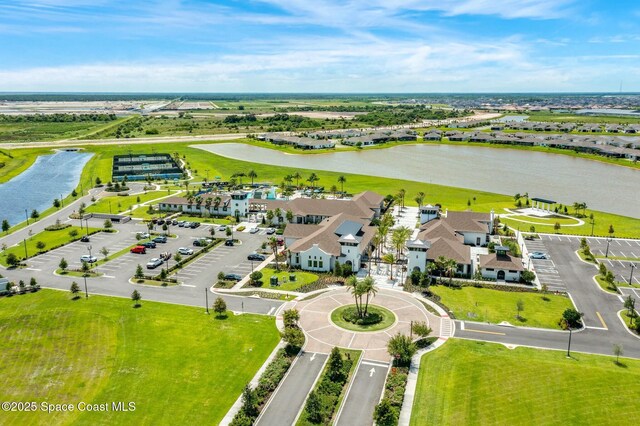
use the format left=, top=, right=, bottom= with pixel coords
left=307, top=173, right=319, bottom=190
left=360, top=276, right=377, bottom=316
left=444, top=258, right=458, bottom=286
left=330, top=184, right=338, bottom=198
left=213, top=196, right=222, bottom=210
left=415, top=191, right=425, bottom=208
left=397, top=189, right=406, bottom=209
left=284, top=174, right=293, bottom=187
left=371, top=233, right=382, bottom=261
left=274, top=207, right=282, bottom=224
left=382, top=252, right=397, bottom=280
left=337, top=175, right=346, bottom=194
left=345, top=275, right=362, bottom=317
left=293, top=171, right=302, bottom=188
left=204, top=197, right=212, bottom=213
left=248, top=170, right=257, bottom=186
left=269, top=237, right=280, bottom=271
left=435, top=256, right=447, bottom=284
left=425, top=262, right=437, bottom=286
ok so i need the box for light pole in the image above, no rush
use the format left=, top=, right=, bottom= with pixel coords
left=590, top=217, right=595, bottom=236
left=23, top=238, right=28, bottom=259
left=109, top=201, right=112, bottom=214
left=566, top=327, right=572, bottom=358
left=205, top=288, right=209, bottom=314
left=630, top=263, right=636, bottom=286
left=60, top=194, right=64, bottom=207
left=605, top=237, right=611, bottom=258
left=25, top=209, right=29, bottom=226
left=83, top=274, right=89, bottom=299
left=87, top=245, right=93, bottom=272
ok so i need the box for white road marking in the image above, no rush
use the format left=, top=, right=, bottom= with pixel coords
left=267, top=307, right=275, bottom=315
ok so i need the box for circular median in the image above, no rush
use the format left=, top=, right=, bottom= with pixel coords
left=330, top=304, right=396, bottom=332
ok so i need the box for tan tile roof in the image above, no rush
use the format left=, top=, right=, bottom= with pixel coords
left=479, top=253, right=524, bottom=271
left=426, top=237, right=471, bottom=264
left=442, top=211, right=491, bottom=233
left=418, top=220, right=463, bottom=242
left=260, top=194, right=378, bottom=220
left=288, top=213, right=375, bottom=256
left=283, top=224, right=318, bottom=240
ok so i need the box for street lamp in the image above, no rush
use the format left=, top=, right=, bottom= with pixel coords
left=605, top=237, right=612, bottom=258
left=566, top=327, right=572, bottom=358
left=25, top=209, right=29, bottom=226
left=630, top=263, right=636, bottom=286
left=590, top=217, right=595, bottom=236
left=87, top=245, right=93, bottom=272
left=205, top=288, right=209, bottom=314
left=83, top=273, right=89, bottom=299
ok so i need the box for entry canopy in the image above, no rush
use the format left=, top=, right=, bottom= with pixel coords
left=531, top=197, right=556, bottom=204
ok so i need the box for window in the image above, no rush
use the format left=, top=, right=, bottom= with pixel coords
left=486, top=268, right=494, bottom=271
left=313, top=260, right=318, bottom=268
left=319, top=260, right=323, bottom=268
left=308, top=260, right=312, bottom=267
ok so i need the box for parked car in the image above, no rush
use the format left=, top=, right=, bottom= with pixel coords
left=218, top=225, right=227, bottom=231
left=266, top=227, right=276, bottom=235
left=530, top=252, right=548, bottom=259
left=178, top=247, right=194, bottom=255
left=80, top=235, right=90, bottom=242
left=130, top=245, right=147, bottom=254
left=193, top=238, right=212, bottom=247
left=137, top=232, right=150, bottom=239
left=171, top=219, right=179, bottom=226
left=80, top=255, right=97, bottom=263
left=225, top=239, right=234, bottom=247
left=153, top=235, right=167, bottom=243
left=160, top=252, right=172, bottom=261
left=157, top=219, right=165, bottom=225
left=224, top=273, right=243, bottom=282
left=146, top=258, right=163, bottom=269
left=249, top=227, right=260, bottom=234
left=178, top=221, right=186, bottom=227
left=247, top=253, right=266, bottom=261
left=189, top=222, right=200, bottom=229
left=141, top=241, right=157, bottom=249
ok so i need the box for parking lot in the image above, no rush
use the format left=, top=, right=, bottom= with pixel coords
left=524, top=237, right=566, bottom=292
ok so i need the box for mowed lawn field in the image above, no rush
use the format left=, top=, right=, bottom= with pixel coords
left=431, top=285, right=573, bottom=329
left=411, top=339, right=640, bottom=425
left=0, top=290, right=279, bottom=425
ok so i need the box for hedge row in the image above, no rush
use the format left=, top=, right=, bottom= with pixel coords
left=374, top=366, right=409, bottom=426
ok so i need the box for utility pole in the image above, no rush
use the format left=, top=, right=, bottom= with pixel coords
left=25, top=209, right=29, bottom=226
left=566, top=327, right=572, bottom=358
left=83, top=274, right=89, bottom=299
left=605, top=237, right=611, bottom=258
left=23, top=239, right=28, bottom=259
left=630, top=263, right=636, bottom=286
left=205, top=288, right=209, bottom=314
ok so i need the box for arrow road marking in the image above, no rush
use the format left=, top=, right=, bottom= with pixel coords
left=310, top=353, right=316, bottom=362
left=369, top=368, right=375, bottom=377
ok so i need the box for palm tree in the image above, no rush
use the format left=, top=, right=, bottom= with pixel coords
left=284, top=174, right=293, bottom=187
left=444, top=258, right=458, bottom=286
left=330, top=184, right=338, bottom=198
left=248, top=170, right=257, bottom=186
left=269, top=237, right=279, bottom=271
left=360, top=276, right=377, bottom=316
left=293, top=171, right=302, bottom=188
left=213, top=196, right=222, bottom=210
left=307, top=173, right=319, bottom=190
left=371, top=233, right=382, bottom=261
left=392, top=226, right=412, bottom=258
left=415, top=191, right=425, bottom=208
left=204, top=197, right=212, bottom=212
left=382, top=252, right=397, bottom=280
left=397, top=189, right=406, bottom=209
left=435, top=256, right=447, bottom=283
left=345, top=275, right=363, bottom=317
left=337, top=175, right=346, bottom=194
left=425, top=262, right=437, bottom=286
left=274, top=207, right=283, bottom=224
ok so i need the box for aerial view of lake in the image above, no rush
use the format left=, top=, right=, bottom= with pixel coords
left=0, top=150, right=92, bottom=227
left=194, top=143, right=640, bottom=218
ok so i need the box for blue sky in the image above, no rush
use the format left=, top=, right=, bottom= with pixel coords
left=1, top=0, right=639, bottom=92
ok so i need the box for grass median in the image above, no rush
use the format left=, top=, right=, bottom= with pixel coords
left=431, top=285, right=573, bottom=329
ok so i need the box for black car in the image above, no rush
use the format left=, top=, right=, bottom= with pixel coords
left=193, top=238, right=212, bottom=247
left=141, top=241, right=156, bottom=249
left=80, top=235, right=90, bottom=242
left=224, top=239, right=234, bottom=246
left=247, top=253, right=266, bottom=261
left=157, top=219, right=165, bottom=225
left=153, top=235, right=167, bottom=243
left=189, top=222, right=200, bottom=229
left=224, top=273, right=243, bottom=282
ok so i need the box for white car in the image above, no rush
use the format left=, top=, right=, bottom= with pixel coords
left=178, top=247, right=194, bottom=255
left=137, top=232, right=150, bottom=239
left=80, top=255, right=97, bottom=263
left=266, top=227, right=276, bottom=235
left=146, top=258, right=163, bottom=269
left=249, top=227, right=260, bottom=234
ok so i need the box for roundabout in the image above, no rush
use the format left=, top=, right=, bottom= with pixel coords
left=294, top=287, right=447, bottom=362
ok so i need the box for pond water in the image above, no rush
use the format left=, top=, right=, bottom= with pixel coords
left=194, top=143, right=640, bottom=218
left=496, top=115, right=529, bottom=122
left=0, top=150, right=92, bottom=226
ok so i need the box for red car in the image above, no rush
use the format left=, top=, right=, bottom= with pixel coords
left=130, top=245, right=147, bottom=254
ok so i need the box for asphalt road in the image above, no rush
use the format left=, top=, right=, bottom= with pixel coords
left=335, top=359, right=389, bottom=426
left=256, top=352, right=328, bottom=426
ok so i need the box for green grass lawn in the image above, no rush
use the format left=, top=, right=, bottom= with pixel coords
left=0, top=119, right=121, bottom=143
left=411, top=339, right=640, bottom=426
left=0, top=289, right=280, bottom=425
left=330, top=304, right=396, bottom=332
left=0, top=226, right=102, bottom=266
left=257, top=267, right=319, bottom=291
left=431, top=285, right=573, bottom=329
left=85, top=190, right=174, bottom=214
